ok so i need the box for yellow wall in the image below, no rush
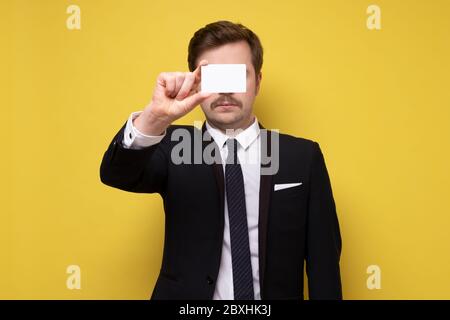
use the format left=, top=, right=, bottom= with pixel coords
left=2, top=0, right=450, bottom=299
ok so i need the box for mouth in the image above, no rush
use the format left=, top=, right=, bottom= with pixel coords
left=214, top=104, right=240, bottom=111
left=212, top=98, right=241, bottom=110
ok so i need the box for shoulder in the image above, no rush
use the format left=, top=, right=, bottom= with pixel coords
left=270, top=131, right=326, bottom=171
left=275, top=131, right=320, bottom=155
left=278, top=131, right=317, bottom=148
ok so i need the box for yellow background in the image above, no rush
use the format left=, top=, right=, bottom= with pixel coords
left=2, top=0, right=450, bottom=299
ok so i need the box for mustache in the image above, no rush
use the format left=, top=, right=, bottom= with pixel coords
left=210, top=95, right=243, bottom=109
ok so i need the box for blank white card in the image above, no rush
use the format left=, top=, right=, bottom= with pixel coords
left=201, top=64, right=246, bottom=93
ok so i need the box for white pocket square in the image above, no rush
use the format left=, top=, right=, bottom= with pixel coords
left=274, top=182, right=303, bottom=191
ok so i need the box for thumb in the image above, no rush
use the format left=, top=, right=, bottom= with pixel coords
left=181, top=91, right=212, bottom=112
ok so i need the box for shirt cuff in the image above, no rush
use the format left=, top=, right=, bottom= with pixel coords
left=122, top=111, right=166, bottom=149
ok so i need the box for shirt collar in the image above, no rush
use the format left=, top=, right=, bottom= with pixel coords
left=205, top=117, right=260, bottom=150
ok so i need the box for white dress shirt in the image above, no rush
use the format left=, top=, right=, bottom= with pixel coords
left=123, top=111, right=262, bottom=300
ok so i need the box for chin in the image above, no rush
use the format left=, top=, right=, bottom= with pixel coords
left=208, top=112, right=243, bottom=127
left=217, top=113, right=239, bottom=122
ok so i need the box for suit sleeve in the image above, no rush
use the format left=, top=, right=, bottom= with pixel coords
left=99, top=122, right=168, bottom=194
left=306, top=142, right=342, bottom=299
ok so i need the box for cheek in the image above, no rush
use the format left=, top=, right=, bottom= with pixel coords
left=238, top=79, right=256, bottom=100
left=246, top=77, right=258, bottom=95
left=234, top=94, right=254, bottom=110
left=246, top=78, right=254, bottom=91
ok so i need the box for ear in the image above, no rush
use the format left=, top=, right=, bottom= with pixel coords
left=255, top=72, right=262, bottom=95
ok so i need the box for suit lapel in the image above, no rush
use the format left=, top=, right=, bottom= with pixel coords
left=201, top=123, right=225, bottom=228
left=258, top=123, right=273, bottom=299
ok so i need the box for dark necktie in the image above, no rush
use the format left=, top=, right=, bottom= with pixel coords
left=225, top=138, right=254, bottom=300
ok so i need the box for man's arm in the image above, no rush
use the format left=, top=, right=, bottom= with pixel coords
left=123, top=111, right=166, bottom=150
left=306, top=142, right=343, bottom=299
left=99, top=119, right=169, bottom=194
left=99, top=60, right=211, bottom=194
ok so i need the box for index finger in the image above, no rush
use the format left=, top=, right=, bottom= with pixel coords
left=193, top=59, right=208, bottom=84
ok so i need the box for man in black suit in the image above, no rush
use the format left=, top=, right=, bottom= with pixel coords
left=100, top=20, right=342, bottom=300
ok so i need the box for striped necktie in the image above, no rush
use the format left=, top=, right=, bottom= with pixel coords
left=225, top=138, right=254, bottom=300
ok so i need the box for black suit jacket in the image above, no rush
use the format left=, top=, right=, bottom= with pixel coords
left=100, top=122, right=342, bottom=300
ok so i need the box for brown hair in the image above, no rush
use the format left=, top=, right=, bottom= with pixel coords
left=188, top=20, right=264, bottom=75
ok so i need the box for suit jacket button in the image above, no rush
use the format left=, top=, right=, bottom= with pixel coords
left=206, top=276, right=214, bottom=285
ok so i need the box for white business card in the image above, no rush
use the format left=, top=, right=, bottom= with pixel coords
left=201, top=64, right=247, bottom=93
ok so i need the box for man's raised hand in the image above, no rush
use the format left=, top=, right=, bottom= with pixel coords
left=133, top=60, right=211, bottom=136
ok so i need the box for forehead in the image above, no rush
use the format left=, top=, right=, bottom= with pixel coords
left=196, top=41, right=254, bottom=72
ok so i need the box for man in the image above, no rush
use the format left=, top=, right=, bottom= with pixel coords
left=100, top=20, right=342, bottom=300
